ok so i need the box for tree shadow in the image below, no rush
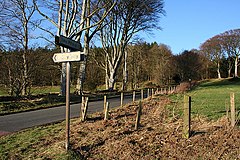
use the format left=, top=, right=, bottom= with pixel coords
left=200, top=77, right=240, bottom=88
left=190, top=130, right=206, bottom=137
left=71, top=139, right=106, bottom=159
left=86, top=116, right=103, bottom=122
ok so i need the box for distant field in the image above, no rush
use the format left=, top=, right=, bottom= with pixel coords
left=0, top=86, right=79, bottom=115
left=170, top=78, right=240, bottom=120
left=0, top=86, right=78, bottom=96
left=0, top=87, right=8, bottom=96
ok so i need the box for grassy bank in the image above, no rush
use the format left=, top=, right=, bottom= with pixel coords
left=0, top=121, right=70, bottom=159
left=189, top=78, right=240, bottom=120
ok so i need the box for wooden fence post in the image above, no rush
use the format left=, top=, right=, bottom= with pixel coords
left=104, top=102, right=109, bottom=120
left=81, top=96, right=85, bottom=121
left=147, top=88, right=150, bottom=97
left=183, top=95, right=191, bottom=138
left=135, top=101, right=142, bottom=130
left=121, top=92, right=124, bottom=107
left=104, top=95, right=107, bottom=111
left=81, top=97, right=89, bottom=122
left=230, top=92, right=235, bottom=127
left=141, top=89, right=144, bottom=100
left=225, top=99, right=229, bottom=119
left=133, top=90, right=136, bottom=102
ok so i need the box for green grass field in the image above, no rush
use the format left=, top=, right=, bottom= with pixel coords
left=0, top=121, right=73, bottom=159
left=0, top=86, right=8, bottom=96
left=0, top=86, right=78, bottom=96
left=170, top=78, right=240, bottom=120
left=190, top=78, right=240, bottom=120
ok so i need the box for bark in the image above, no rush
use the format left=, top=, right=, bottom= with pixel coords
left=217, top=61, right=221, bottom=79
left=108, top=69, right=116, bottom=91
left=75, top=0, right=90, bottom=95
left=234, top=55, right=238, bottom=77
left=228, top=68, right=232, bottom=77
left=228, top=60, right=233, bottom=77
left=122, top=50, right=128, bottom=90
left=105, top=56, right=109, bottom=90
left=76, top=61, right=86, bottom=94
left=61, top=63, right=67, bottom=96
left=21, top=51, right=28, bottom=96
left=8, top=67, right=13, bottom=96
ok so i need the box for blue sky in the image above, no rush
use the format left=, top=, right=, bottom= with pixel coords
left=142, top=0, right=240, bottom=54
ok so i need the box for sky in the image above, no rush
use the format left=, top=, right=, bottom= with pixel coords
left=142, top=0, right=240, bottom=54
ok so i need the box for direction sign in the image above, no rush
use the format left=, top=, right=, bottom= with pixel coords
left=55, top=35, right=82, bottom=51
left=52, top=51, right=85, bottom=63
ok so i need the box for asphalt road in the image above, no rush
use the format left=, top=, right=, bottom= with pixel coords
left=0, top=93, right=143, bottom=133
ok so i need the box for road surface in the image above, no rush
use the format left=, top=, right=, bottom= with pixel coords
left=0, top=93, right=144, bottom=134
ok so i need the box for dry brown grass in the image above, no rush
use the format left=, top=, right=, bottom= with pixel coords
left=1, top=94, right=240, bottom=159
left=66, top=96, right=240, bottom=159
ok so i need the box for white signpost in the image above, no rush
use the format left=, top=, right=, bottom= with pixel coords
left=53, top=35, right=84, bottom=151
left=52, top=51, right=85, bottom=63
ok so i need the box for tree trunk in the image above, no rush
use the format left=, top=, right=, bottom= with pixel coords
left=217, top=61, right=221, bottom=79
left=122, top=50, right=128, bottom=91
left=75, top=0, right=90, bottom=95
left=61, top=63, right=67, bottom=96
left=76, top=61, right=86, bottom=95
left=234, top=56, right=238, bottom=77
left=105, top=56, right=109, bottom=90
left=228, top=70, right=231, bottom=78
left=206, top=64, right=209, bottom=79
left=22, top=52, right=28, bottom=96
left=8, top=67, right=13, bottom=96
left=22, top=19, right=29, bottom=96
left=228, top=60, right=232, bottom=77
left=108, top=70, right=116, bottom=91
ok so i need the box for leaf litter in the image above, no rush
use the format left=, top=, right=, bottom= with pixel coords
left=1, top=94, right=240, bottom=159
left=66, top=96, right=240, bottom=159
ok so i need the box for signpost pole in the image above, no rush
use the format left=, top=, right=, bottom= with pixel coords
left=54, top=35, right=84, bottom=151
left=65, top=62, right=71, bottom=150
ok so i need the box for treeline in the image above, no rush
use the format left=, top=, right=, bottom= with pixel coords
left=0, top=48, right=60, bottom=96
left=1, top=28, right=240, bottom=96
left=200, top=29, right=240, bottom=79
left=0, top=39, right=233, bottom=96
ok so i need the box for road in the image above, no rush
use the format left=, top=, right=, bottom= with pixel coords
left=0, top=93, right=143, bottom=134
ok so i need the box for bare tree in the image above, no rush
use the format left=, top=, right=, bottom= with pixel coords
left=99, top=0, right=165, bottom=90
left=200, top=35, right=224, bottom=79
left=153, top=44, right=173, bottom=85
left=0, top=0, right=36, bottom=96
left=34, top=0, right=115, bottom=95
left=220, top=29, right=240, bottom=77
